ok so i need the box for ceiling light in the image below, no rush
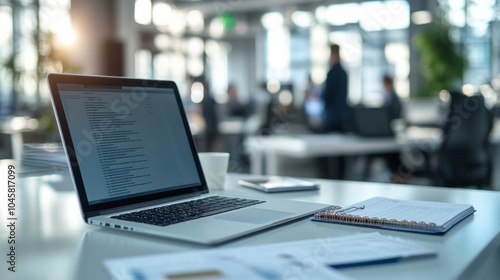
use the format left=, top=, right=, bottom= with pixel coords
left=134, top=0, right=152, bottom=25
left=279, top=90, right=293, bottom=106
left=186, top=37, right=204, bottom=56
left=266, top=79, right=281, bottom=94
left=315, top=6, right=327, bottom=24
left=261, top=12, right=284, bottom=29
left=209, top=17, right=224, bottom=38
left=169, top=10, right=186, bottom=36
left=291, top=11, right=314, bottom=28
left=191, top=82, right=204, bottom=103
left=411, top=11, right=432, bottom=25
left=152, top=2, right=172, bottom=27
left=154, top=34, right=170, bottom=50
left=326, top=4, right=360, bottom=26
left=187, top=10, right=204, bottom=34
left=462, top=84, right=475, bottom=96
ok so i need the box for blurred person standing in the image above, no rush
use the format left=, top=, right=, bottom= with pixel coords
left=321, top=44, right=350, bottom=133
left=317, top=44, right=350, bottom=179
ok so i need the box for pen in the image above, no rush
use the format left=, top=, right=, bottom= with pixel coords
left=330, top=257, right=402, bottom=269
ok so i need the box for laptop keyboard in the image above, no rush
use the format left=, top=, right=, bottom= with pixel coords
left=111, top=196, right=265, bottom=227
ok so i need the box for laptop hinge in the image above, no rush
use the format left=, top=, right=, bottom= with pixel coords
left=87, top=191, right=207, bottom=218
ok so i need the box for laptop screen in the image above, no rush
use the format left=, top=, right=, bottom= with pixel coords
left=49, top=75, right=207, bottom=215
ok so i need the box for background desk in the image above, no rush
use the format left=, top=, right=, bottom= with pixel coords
left=1, top=166, right=499, bottom=280
left=246, top=124, right=500, bottom=190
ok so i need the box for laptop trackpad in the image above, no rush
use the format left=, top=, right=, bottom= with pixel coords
left=215, top=208, right=294, bottom=224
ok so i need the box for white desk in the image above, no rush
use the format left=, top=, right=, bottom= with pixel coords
left=1, top=165, right=499, bottom=280
left=245, top=124, right=500, bottom=190
left=245, top=127, right=442, bottom=175
left=0, top=117, right=40, bottom=160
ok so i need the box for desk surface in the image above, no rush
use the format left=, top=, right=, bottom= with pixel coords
left=246, top=121, right=500, bottom=157
left=1, top=167, right=499, bottom=280
left=245, top=123, right=500, bottom=191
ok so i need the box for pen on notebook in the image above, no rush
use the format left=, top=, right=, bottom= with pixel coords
left=330, top=257, right=402, bottom=269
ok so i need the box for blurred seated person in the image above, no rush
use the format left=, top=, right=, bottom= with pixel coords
left=224, top=83, right=255, bottom=167
left=190, top=76, right=219, bottom=151
left=383, top=75, right=402, bottom=120
left=303, top=75, right=324, bottom=133
left=226, top=83, right=248, bottom=118
left=365, top=75, right=407, bottom=183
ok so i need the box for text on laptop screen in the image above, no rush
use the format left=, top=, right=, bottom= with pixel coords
left=58, top=85, right=201, bottom=205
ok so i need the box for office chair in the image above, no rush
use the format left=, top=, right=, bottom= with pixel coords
left=434, top=94, right=494, bottom=188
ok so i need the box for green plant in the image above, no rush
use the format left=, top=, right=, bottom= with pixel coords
left=2, top=30, right=79, bottom=98
left=35, top=31, right=80, bottom=76
left=413, top=20, right=467, bottom=97
left=2, top=30, right=79, bottom=138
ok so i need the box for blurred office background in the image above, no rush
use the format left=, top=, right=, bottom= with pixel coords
left=1, top=0, right=500, bottom=187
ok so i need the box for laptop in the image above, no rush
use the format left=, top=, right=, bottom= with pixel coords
left=351, top=106, right=394, bottom=137
left=48, top=74, right=328, bottom=245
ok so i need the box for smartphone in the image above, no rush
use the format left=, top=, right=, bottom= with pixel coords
left=238, top=176, right=319, bottom=193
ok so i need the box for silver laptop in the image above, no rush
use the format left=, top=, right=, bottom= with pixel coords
left=48, top=74, right=328, bottom=245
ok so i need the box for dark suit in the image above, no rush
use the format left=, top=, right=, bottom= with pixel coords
left=317, top=62, right=349, bottom=179
left=386, top=91, right=402, bottom=120
left=321, top=63, right=349, bottom=132
left=381, top=91, right=403, bottom=178
left=202, top=94, right=219, bottom=151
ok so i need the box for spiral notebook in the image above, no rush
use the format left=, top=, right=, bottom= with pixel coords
left=312, top=197, right=475, bottom=234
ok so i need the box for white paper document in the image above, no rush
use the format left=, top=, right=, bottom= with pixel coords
left=105, top=232, right=436, bottom=280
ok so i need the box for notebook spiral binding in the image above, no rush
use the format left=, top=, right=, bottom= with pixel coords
left=313, top=206, right=438, bottom=229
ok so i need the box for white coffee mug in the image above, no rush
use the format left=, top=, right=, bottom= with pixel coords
left=198, top=152, right=230, bottom=191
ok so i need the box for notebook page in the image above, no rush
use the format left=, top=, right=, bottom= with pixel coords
left=346, top=197, right=472, bottom=226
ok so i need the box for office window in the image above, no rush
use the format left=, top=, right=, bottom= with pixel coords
left=326, top=3, right=360, bottom=26
left=329, top=30, right=363, bottom=105
left=266, top=26, right=290, bottom=81
left=290, top=31, right=310, bottom=106
left=135, top=49, right=152, bottom=79
left=186, top=37, right=204, bottom=77
left=362, top=27, right=408, bottom=104
left=309, top=1, right=409, bottom=105
left=310, top=24, right=329, bottom=85
left=153, top=53, right=169, bottom=80
left=444, top=0, right=498, bottom=88
left=206, top=40, right=229, bottom=100
left=0, top=6, right=12, bottom=114
left=0, top=0, right=72, bottom=113
left=18, top=8, right=38, bottom=102
left=134, top=0, right=151, bottom=25
left=360, top=1, right=410, bottom=32
left=169, top=52, right=187, bottom=97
